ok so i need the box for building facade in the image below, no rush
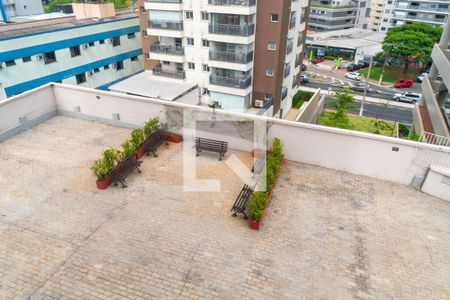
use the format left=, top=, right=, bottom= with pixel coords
left=391, top=0, right=449, bottom=28
left=0, top=0, right=43, bottom=22
left=0, top=11, right=144, bottom=99
left=137, top=0, right=309, bottom=117
left=414, top=17, right=450, bottom=137
left=308, top=0, right=370, bottom=31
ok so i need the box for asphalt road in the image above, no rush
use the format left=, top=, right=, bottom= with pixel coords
left=305, top=82, right=394, bottom=100
left=323, top=96, right=413, bottom=124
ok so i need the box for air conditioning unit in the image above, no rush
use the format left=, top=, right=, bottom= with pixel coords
left=82, top=44, right=89, bottom=49
left=36, top=54, right=44, bottom=60
left=107, top=38, right=113, bottom=44
left=111, top=63, right=117, bottom=69
left=255, top=100, right=264, bottom=108
left=86, top=70, right=93, bottom=76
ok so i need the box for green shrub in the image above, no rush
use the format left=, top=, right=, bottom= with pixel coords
left=130, top=128, right=145, bottom=151
left=143, top=117, right=160, bottom=139
left=323, top=55, right=335, bottom=60
left=119, top=140, right=135, bottom=160
left=293, top=90, right=314, bottom=108
left=247, top=138, right=284, bottom=222
left=398, top=123, right=410, bottom=137
left=103, top=148, right=119, bottom=170
left=90, top=159, right=109, bottom=181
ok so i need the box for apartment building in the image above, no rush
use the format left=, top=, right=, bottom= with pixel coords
left=391, top=0, right=449, bottom=28
left=308, top=0, right=370, bottom=31
left=136, top=0, right=309, bottom=117
left=0, top=0, right=43, bottom=22
left=414, top=17, right=450, bottom=138
left=367, top=0, right=391, bottom=31
left=0, top=9, right=144, bottom=99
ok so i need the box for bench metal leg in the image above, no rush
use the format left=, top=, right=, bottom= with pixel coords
left=120, top=180, right=127, bottom=188
left=196, top=149, right=200, bottom=156
left=219, top=152, right=223, bottom=161
left=137, top=166, right=142, bottom=173
left=242, top=212, right=248, bottom=220
left=151, top=149, right=158, bottom=157
left=232, top=212, right=237, bottom=217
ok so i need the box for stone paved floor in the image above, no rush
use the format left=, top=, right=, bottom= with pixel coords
left=0, top=116, right=449, bottom=300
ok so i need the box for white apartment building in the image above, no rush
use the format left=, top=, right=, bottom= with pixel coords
left=0, top=0, right=43, bottom=22
left=135, top=0, right=309, bottom=117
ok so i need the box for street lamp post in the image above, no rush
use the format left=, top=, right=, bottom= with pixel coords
left=360, top=56, right=373, bottom=117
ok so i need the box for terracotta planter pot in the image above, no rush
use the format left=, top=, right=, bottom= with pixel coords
left=96, top=176, right=112, bottom=190
left=135, top=147, right=146, bottom=159
left=248, top=209, right=265, bottom=230
left=167, top=134, right=182, bottom=143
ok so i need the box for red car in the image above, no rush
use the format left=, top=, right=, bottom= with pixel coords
left=394, top=79, right=413, bottom=88
left=311, top=57, right=325, bottom=64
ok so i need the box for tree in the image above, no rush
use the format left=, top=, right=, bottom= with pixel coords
left=324, top=87, right=357, bottom=129
left=382, top=23, right=443, bottom=72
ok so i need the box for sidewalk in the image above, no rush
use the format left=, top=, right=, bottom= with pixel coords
left=299, top=86, right=414, bottom=109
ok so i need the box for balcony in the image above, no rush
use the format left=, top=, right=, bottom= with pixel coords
left=209, top=23, right=255, bottom=37
left=286, top=40, right=294, bottom=55
left=209, top=50, right=253, bottom=64
left=148, top=20, right=183, bottom=31
left=150, top=42, right=184, bottom=56
left=146, top=0, right=181, bottom=2
left=145, top=0, right=182, bottom=10
left=431, top=44, right=450, bottom=89
left=284, top=65, right=291, bottom=78
left=210, top=74, right=252, bottom=89
left=289, top=17, right=297, bottom=30
left=152, top=66, right=186, bottom=80
left=208, top=0, right=255, bottom=6
left=282, top=87, right=288, bottom=100
left=421, top=76, right=449, bottom=137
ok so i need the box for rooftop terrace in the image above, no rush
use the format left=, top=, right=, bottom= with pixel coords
left=1, top=115, right=449, bottom=299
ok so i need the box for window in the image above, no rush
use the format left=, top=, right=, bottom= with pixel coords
left=266, top=68, right=274, bottom=76
left=5, top=60, right=16, bottom=67
left=202, top=39, right=209, bottom=47
left=104, top=65, right=110, bottom=70
left=381, top=27, right=387, bottom=31
left=202, top=64, right=210, bottom=72
left=264, top=93, right=273, bottom=100
left=188, top=62, right=195, bottom=70
left=127, top=33, right=136, bottom=39
left=268, top=42, right=277, bottom=51
left=70, top=46, right=81, bottom=57
left=55, top=80, right=62, bottom=83
left=387, top=0, right=392, bottom=3
left=112, top=36, right=121, bottom=47
left=75, top=73, right=86, bottom=84
left=140, top=6, right=146, bottom=13
left=22, top=56, right=31, bottom=62
left=116, top=61, right=124, bottom=70
left=187, top=38, right=194, bottom=45
left=162, top=61, right=170, bottom=65
left=88, top=42, right=95, bottom=47
left=186, top=11, right=193, bottom=19
left=94, top=68, right=100, bottom=73
left=99, top=39, right=105, bottom=44
left=271, top=14, right=279, bottom=22
left=131, top=56, right=138, bottom=61
left=44, top=51, right=56, bottom=64
left=201, top=11, right=208, bottom=20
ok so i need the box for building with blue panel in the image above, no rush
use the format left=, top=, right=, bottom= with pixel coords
left=0, top=10, right=143, bottom=99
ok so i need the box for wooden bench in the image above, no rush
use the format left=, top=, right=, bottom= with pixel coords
left=251, top=158, right=264, bottom=176
left=195, top=137, right=228, bottom=161
left=109, top=155, right=142, bottom=188
left=231, top=184, right=254, bottom=219
left=143, top=130, right=168, bottom=157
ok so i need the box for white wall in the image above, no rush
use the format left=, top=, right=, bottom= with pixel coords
left=2, top=83, right=450, bottom=187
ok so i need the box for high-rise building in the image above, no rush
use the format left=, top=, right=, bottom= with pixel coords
left=414, top=17, right=450, bottom=138
left=0, top=0, right=43, bottom=22
left=391, top=0, right=449, bottom=28
left=136, top=0, right=310, bottom=117
left=308, top=0, right=370, bottom=32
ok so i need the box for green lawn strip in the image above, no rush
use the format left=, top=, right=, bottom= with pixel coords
left=318, top=111, right=396, bottom=137
left=360, top=66, right=418, bottom=83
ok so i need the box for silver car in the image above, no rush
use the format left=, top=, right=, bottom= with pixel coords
left=392, top=92, right=421, bottom=104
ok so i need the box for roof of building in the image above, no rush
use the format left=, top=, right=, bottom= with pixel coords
left=306, top=28, right=386, bottom=49
left=108, top=71, right=198, bottom=101
left=0, top=9, right=137, bottom=39
left=8, top=12, right=74, bottom=22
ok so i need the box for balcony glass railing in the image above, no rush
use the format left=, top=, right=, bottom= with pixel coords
left=146, top=0, right=182, bottom=3
left=150, top=42, right=184, bottom=55
left=210, top=74, right=252, bottom=89
left=209, top=23, right=255, bottom=36
left=286, top=41, right=294, bottom=54
left=282, top=88, right=288, bottom=100
left=209, top=50, right=253, bottom=64
left=148, top=20, right=183, bottom=31
left=289, top=17, right=296, bottom=29
left=153, top=66, right=186, bottom=79
left=208, top=0, right=256, bottom=6
left=284, top=65, right=291, bottom=78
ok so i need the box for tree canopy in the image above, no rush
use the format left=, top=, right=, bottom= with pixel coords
left=382, top=23, right=443, bottom=71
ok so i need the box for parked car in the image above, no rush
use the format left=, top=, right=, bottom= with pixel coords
left=300, top=75, right=309, bottom=83
left=347, top=64, right=361, bottom=71
left=392, top=92, right=421, bottom=104
left=394, top=79, right=413, bottom=88
left=301, top=64, right=307, bottom=71
left=415, top=73, right=428, bottom=83
left=311, top=57, right=325, bottom=64
left=345, top=72, right=362, bottom=81
left=351, top=82, right=371, bottom=92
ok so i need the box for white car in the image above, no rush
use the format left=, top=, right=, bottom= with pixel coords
left=392, top=92, right=421, bottom=104
left=345, top=72, right=361, bottom=81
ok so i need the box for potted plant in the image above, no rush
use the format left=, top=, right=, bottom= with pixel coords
left=166, top=132, right=183, bottom=143
left=119, top=140, right=135, bottom=161
left=143, top=117, right=160, bottom=139
left=91, top=158, right=111, bottom=189
left=247, top=192, right=268, bottom=230
left=131, top=128, right=145, bottom=159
